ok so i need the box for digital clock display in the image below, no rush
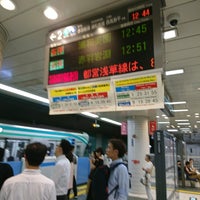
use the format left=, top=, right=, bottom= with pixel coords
left=48, top=20, right=154, bottom=85
left=129, top=6, right=152, bottom=21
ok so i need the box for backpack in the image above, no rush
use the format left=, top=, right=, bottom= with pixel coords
left=107, top=162, right=131, bottom=198
left=91, top=164, right=110, bottom=200
left=91, top=162, right=130, bottom=200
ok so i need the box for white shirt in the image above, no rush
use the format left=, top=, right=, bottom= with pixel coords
left=52, top=155, right=71, bottom=196
left=143, top=161, right=153, bottom=180
left=144, top=161, right=153, bottom=174
left=0, top=169, right=56, bottom=200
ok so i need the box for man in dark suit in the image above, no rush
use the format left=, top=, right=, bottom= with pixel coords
left=0, top=147, right=14, bottom=190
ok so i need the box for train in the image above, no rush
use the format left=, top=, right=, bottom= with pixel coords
left=0, top=122, right=90, bottom=184
left=0, top=122, right=89, bottom=160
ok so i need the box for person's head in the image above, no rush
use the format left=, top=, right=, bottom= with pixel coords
left=55, top=139, right=71, bottom=157
left=177, top=160, right=181, bottom=166
left=95, top=147, right=104, bottom=158
left=106, top=139, right=126, bottom=161
left=24, top=142, right=47, bottom=167
left=0, top=147, right=5, bottom=162
left=189, top=158, right=194, bottom=164
left=145, top=154, right=151, bottom=162
left=185, top=161, right=190, bottom=167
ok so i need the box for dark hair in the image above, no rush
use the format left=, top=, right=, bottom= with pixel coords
left=25, top=142, right=47, bottom=166
left=189, top=158, right=194, bottom=162
left=0, top=148, right=5, bottom=161
left=60, top=139, right=71, bottom=154
left=146, top=154, right=151, bottom=160
left=109, top=139, right=126, bottom=158
left=185, top=161, right=190, bottom=166
left=60, top=139, right=73, bottom=162
left=66, top=151, right=73, bottom=163
left=95, top=147, right=104, bottom=155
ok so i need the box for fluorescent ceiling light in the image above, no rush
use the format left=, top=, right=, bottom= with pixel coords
left=44, top=7, right=58, bottom=20
left=179, top=128, right=190, bottom=130
left=177, top=122, right=190, bottom=125
left=157, top=121, right=170, bottom=124
left=0, top=84, right=49, bottom=104
left=0, top=0, right=16, bottom=10
left=195, top=113, right=199, bottom=115
left=165, top=69, right=184, bottom=76
left=197, top=121, right=200, bottom=123
left=164, top=29, right=177, bottom=40
left=167, top=129, right=178, bottom=132
left=100, top=118, right=122, bottom=126
left=175, top=119, right=189, bottom=122
left=81, top=112, right=99, bottom=118
left=165, top=101, right=186, bottom=105
left=171, top=109, right=188, bottom=112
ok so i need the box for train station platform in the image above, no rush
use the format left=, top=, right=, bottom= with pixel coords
left=71, top=184, right=200, bottom=200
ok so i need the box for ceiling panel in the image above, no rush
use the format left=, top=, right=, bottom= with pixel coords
left=0, top=0, right=199, bottom=134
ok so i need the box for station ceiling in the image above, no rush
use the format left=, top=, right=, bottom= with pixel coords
left=0, top=0, right=199, bottom=135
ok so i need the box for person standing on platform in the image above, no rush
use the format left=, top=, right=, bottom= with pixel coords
left=106, top=139, right=129, bottom=200
left=52, top=139, right=71, bottom=200
left=0, top=142, right=56, bottom=200
left=3, top=147, right=10, bottom=162
left=0, top=147, right=14, bottom=190
left=67, top=145, right=78, bottom=199
left=141, top=154, right=154, bottom=200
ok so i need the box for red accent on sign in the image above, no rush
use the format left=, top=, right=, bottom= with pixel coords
left=83, top=60, right=145, bottom=80
left=78, top=92, right=108, bottom=100
left=136, top=82, right=157, bottom=90
left=149, top=120, right=157, bottom=135
left=48, top=71, right=79, bottom=85
left=121, top=122, right=127, bottom=135
left=132, top=160, right=140, bottom=164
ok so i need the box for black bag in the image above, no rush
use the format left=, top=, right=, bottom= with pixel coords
left=91, top=165, right=110, bottom=200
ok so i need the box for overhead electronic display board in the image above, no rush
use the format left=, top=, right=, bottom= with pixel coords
left=46, top=4, right=154, bottom=86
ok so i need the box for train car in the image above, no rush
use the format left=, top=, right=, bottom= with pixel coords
left=0, top=123, right=90, bottom=184
left=0, top=122, right=89, bottom=159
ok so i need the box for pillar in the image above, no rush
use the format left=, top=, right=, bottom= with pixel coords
left=127, top=116, right=150, bottom=195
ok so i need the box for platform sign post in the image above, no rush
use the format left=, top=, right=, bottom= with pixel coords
left=154, top=130, right=178, bottom=200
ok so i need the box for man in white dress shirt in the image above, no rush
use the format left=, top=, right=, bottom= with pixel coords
left=142, top=154, right=154, bottom=200
left=0, top=142, right=56, bottom=200
left=52, top=139, right=71, bottom=200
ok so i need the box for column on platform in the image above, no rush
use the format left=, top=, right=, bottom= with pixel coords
left=127, top=116, right=150, bottom=195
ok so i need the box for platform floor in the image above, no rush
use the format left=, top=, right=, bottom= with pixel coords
left=70, top=184, right=200, bottom=200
